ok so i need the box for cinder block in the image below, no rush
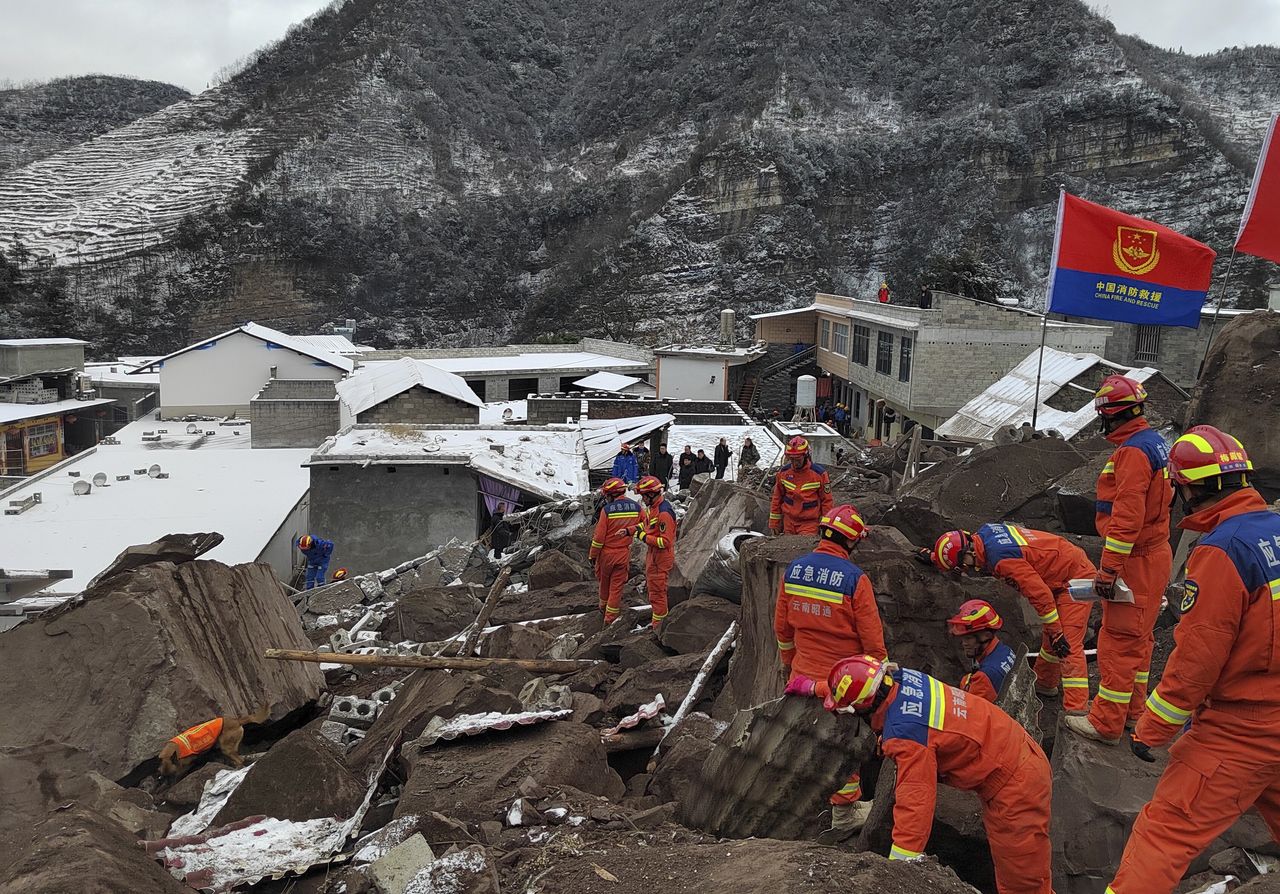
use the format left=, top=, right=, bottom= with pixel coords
left=330, top=696, right=379, bottom=729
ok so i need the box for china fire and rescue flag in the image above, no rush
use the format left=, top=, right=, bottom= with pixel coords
left=1046, top=191, right=1216, bottom=328
left=1235, top=112, right=1280, bottom=265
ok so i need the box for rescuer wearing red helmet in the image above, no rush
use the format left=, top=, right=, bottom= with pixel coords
left=298, top=533, right=334, bottom=589
left=1105, top=426, right=1280, bottom=894
left=774, top=504, right=886, bottom=835
left=589, top=477, right=641, bottom=624
left=932, top=524, right=1097, bottom=713
left=629, top=475, right=677, bottom=629
left=825, top=655, right=1053, bottom=894
left=948, top=600, right=1017, bottom=704
left=1064, top=375, right=1173, bottom=745
left=769, top=436, right=833, bottom=535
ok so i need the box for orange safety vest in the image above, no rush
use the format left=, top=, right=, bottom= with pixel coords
left=170, top=717, right=225, bottom=758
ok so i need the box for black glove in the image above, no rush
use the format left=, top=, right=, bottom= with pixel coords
left=1050, top=632, right=1071, bottom=659
left=914, top=548, right=934, bottom=567
left=1130, top=735, right=1156, bottom=763
left=1094, top=566, right=1119, bottom=601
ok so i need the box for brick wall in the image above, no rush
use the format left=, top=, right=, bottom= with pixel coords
left=755, top=312, right=816, bottom=344
left=251, top=379, right=341, bottom=448
left=357, top=387, right=481, bottom=425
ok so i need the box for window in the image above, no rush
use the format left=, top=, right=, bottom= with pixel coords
left=1134, top=325, right=1161, bottom=364
left=899, top=336, right=913, bottom=382
left=876, top=332, right=894, bottom=375
left=820, top=319, right=831, bottom=349
left=832, top=322, right=849, bottom=356
left=26, top=422, right=59, bottom=458
left=852, top=325, right=870, bottom=366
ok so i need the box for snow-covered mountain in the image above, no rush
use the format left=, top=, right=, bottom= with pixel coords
left=1, top=0, right=1277, bottom=354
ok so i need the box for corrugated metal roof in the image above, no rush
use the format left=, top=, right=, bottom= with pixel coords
left=572, top=371, right=646, bottom=392
left=748, top=304, right=818, bottom=320
left=130, top=323, right=354, bottom=374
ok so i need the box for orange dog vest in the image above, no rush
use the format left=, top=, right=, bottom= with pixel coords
left=170, top=717, right=224, bottom=758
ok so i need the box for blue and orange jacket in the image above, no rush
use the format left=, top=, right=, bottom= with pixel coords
left=960, top=637, right=1017, bottom=703
left=611, top=451, right=639, bottom=483
left=769, top=461, right=833, bottom=534
left=1138, top=488, right=1280, bottom=746
left=871, top=668, right=1045, bottom=861
left=589, top=498, right=643, bottom=561
left=302, top=537, right=334, bottom=564
left=970, top=523, right=1096, bottom=638
left=774, top=540, right=886, bottom=681
left=1095, top=417, right=1172, bottom=571
left=170, top=717, right=225, bottom=759
left=639, top=499, right=677, bottom=568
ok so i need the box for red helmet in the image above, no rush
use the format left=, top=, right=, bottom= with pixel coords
left=931, top=530, right=972, bottom=572
left=947, top=599, right=1002, bottom=636
left=332, top=568, right=349, bottom=581
left=819, top=504, right=868, bottom=543
left=1168, top=425, right=1253, bottom=486
left=824, top=654, right=890, bottom=713
left=601, top=477, right=627, bottom=497
left=1094, top=375, right=1148, bottom=417
left=298, top=534, right=314, bottom=551
left=785, top=436, right=810, bottom=458
left=636, top=475, right=664, bottom=496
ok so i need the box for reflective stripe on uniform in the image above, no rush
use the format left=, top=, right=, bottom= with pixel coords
left=1146, top=690, right=1192, bottom=725
left=777, top=640, right=795, bottom=651
left=1098, top=685, right=1132, bottom=704
left=590, top=540, right=604, bottom=549
left=608, top=511, right=640, bottom=519
left=1007, top=526, right=1029, bottom=546
left=783, top=583, right=845, bottom=604
left=889, top=844, right=922, bottom=861
left=651, top=610, right=668, bottom=621
left=1062, top=677, right=1089, bottom=689
left=1039, top=608, right=1060, bottom=624
left=836, top=781, right=862, bottom=797
left=799, top=481, right=822, bottom=491
left=1038, top=648, right=1060, bottom=664
left=1270, top=578, right=1280, bottom=601
left=1134, top=671, right=1149, bottom=685
left=769, top=512, right=782, bottom=520
left=781, top=479, right=798, bottom=491
left=927, top=676, right=947, bottom=730
left=1104, top=537, right=1135, bottom=556
left=1103, top=461, right=1115, bottom=474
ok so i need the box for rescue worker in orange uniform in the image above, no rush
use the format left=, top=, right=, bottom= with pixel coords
left=769, top=436, right=833, bottom=535
left=629, top=475, right=677, bottom=629
left=1064, top=375, right=1173, bottom=745
left=1106, top=427, right=1280, bottom=894
left=588, top=477, right=641, bottom=624
left=931, top=524, right=1094, bottom=712
left=826, top=655, right=1054, bottom=894
left=775, top=504, right=886, bottom=833
left=948, top=600, right=1018, bottom=704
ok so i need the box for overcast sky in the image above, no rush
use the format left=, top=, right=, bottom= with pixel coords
left=1, top=0, right=1279, bottom=94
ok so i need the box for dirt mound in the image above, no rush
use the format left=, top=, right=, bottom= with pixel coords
left=1188, top=309, right=1280, bottom=496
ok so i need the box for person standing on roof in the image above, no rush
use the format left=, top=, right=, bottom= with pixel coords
left=1065, top=375, right=1172, bottom=746
left=770, top=436, right=833, bottom=535
left=627, top=476, right=677, bottom=629
left=1105, top=427, right=1280, bottom=894
left=775, top=505, right=886, bottom=835
left=947, top=600, right=1018, bottom=704
left=611, top=442, right=639, bottom=485
left=929, top=524, right=1093, bottom=714
left=714, top=437, right=732, bottom=480
left=825, top=655, right=1054, bottom=894
left=588, top=478, right=641, bottom=625
left=298, top=534, right=334, bottom=589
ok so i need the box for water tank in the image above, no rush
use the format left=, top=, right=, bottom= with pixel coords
left=720, top=308, right=736, bottom=345
left=795, top=375, right=817, bottom=411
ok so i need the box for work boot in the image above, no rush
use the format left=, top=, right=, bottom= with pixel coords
left=1035, top=684, right=1060, bottom=697
left=831, top=800, right=874, bottom=833
left=1063, top=713, right=1121, bottom=745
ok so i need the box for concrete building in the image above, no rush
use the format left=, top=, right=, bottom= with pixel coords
left=752, top=291, right=1111, bottom=439
left=308, top=424, right=589, bottom=574
left=131, top=322, right=354, bottom=418
left=83, top=360, right=159, bottom=424
left=653, top=343, right=769, bottom=401
left=250, top=380, right=345, bottom=449
left=337, top=358, right=483, bottom=425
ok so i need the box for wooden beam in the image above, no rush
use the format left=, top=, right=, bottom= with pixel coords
left=265, top=648, right=600, bottom=675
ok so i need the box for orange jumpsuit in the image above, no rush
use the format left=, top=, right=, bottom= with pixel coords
left=1089, top=417, right=1173, bottom=738
left=775, top=538, right=886, bottom=804
left=971, top=524, right=1096, bottom=711
left=1107, top=488, right=1280, bottom=894
left=769, top=461, right=833, bottom=535
left=170, top=717, right=225, bottom=759
left=638, top=498, right=677, bottom=628
left=874, top=669, right=1053, bottom=894
left=589, top=496, right=643, bottom=623
left=959, top=637, right=1018, bottom=704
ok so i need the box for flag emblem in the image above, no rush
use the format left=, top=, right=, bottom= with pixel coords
left=1113, top=227, right=1160, bottom=276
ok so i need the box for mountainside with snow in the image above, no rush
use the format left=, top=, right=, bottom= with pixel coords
left=0, top=0, right=1277, bottom=355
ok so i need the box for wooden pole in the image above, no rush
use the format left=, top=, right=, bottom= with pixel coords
left=1198, top=248, right=1239, bottom=378
left=265, top=648, right=600, bottom=674
left=1029, top=311, right=1050, bottom=432
left=602, top=727, right=665, bottom=753
left=460, top=566, right=512, bottom=657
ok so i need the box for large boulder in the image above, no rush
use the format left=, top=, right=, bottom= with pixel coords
left=646, top=711, right=727, bottom=804
left=1188, top=310, right=1280, bottom=496
left=527, top=550, right=592, bottom=590
left=602, top=651, right=710, bottom=716
left=490, top=580, right=604, bottom=625
left=480, top=623, right=557, bottom=660
left=668, top=479, right=772, bottom=601
left=383, top=584, right=482, bottom=643
left=658, top=595, right=740, bottom=655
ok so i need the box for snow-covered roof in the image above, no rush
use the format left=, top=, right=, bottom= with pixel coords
left=479, top=400, right=528, bottom=423
left=337, top=358, right=483, bottom=416
left=361, top=352, right=647, bottom=375
left=936, top=347, right=1180, bottom=442
left=131, top=322, right=355, bottom=374
left=310, top=424, right=590, bottom=501
left=572, top=371, right=649, bottom=392
left=748, top=304, right=818, bottom=320
left=84, top=361, right=160, bottom=386
left=581, top=414, right=677, bottom=470
left=0, top=338, right=88, bottom=346
left=667, top=424, right=784, bottom=477
left=292, top=334, right=375, bottom=355
left=0, top=412, right=311, bottom=594
left=655, top=343, right=768, bottom=362
left=0, top=396, right=114, bottom=425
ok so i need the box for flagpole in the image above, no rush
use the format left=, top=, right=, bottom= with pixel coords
left=1033, top=189, right=1066, bottom=433
left=1030, top=310, right=1050, bottom=432
left=1197, top=248, right=1239, bottom=378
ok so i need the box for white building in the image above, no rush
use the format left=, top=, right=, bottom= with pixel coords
left=654, top=344, right=768, bottom=401
left=131, top=322, right=354, bottom=418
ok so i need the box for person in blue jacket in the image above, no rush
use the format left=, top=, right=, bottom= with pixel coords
left=611, top=442, right=639, bottom=484
left=298, top=534, right=334, bottom=589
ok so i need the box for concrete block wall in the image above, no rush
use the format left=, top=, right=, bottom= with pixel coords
left=257, top=379, right=338, bottom=400
left=754, top=312, right=817, bottom=344
left=251, top=399, right=341, bottom=448
left=357, top=387, right=481, bottom=425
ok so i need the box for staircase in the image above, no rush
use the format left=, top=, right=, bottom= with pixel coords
left=737, top=377, right=759, bottom=411
left=751, top=346, right=818, bottom=414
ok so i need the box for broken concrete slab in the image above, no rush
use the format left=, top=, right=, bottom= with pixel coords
left=602, top=651, right=710, bottom=716
left=305, top=579, right=368, bottom=616
left=403, top=844, right=500, bottom=894
left=658, top=594, right=740, bottom=655
left=668, top=479, right=772, bottom=602
left=370, top=832, right=436, bottom=894
left=527, top=550, right=592, bottom=590
left=647, top=711, right=727, bottom=804
left=681, top=695, right=874, bottom=840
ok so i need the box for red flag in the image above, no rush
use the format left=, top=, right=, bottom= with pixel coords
left=1236, top=113, right=1280, bottom=264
